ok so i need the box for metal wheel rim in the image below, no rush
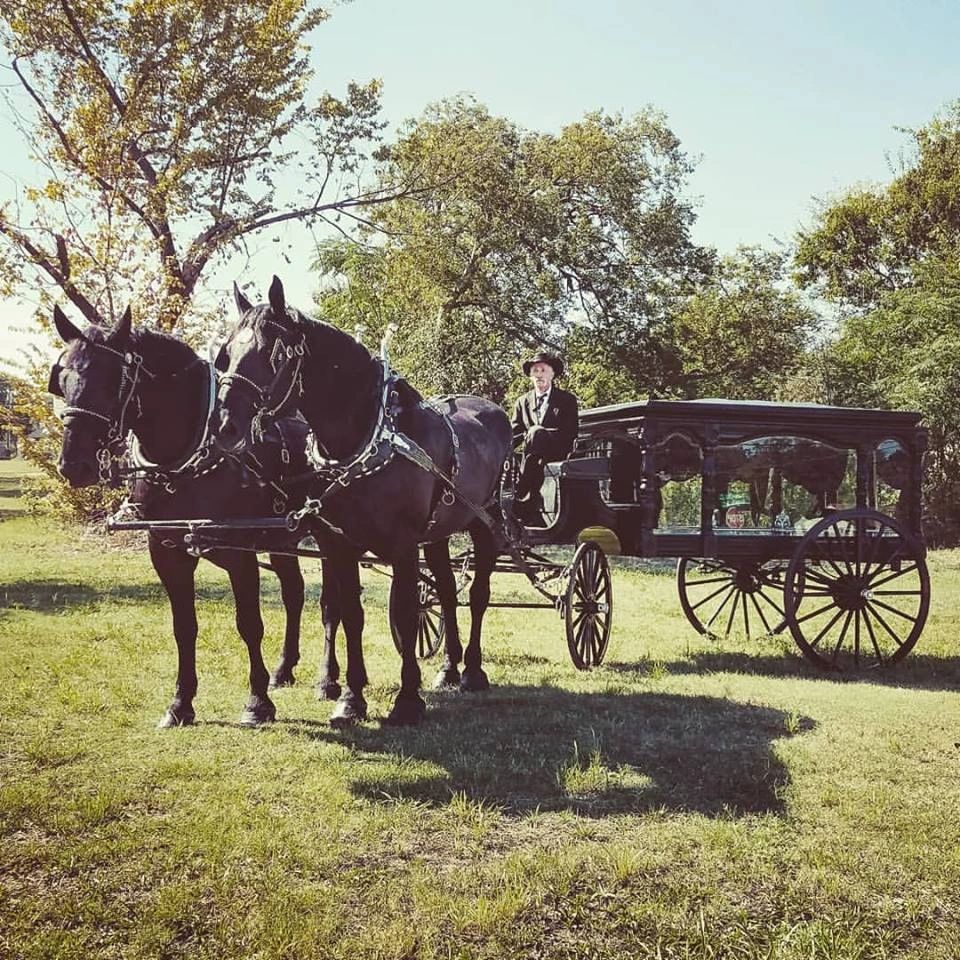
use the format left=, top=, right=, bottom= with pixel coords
left=784, top=508, right=930, bottom=670
left=565, top=541, right=613, bottom=670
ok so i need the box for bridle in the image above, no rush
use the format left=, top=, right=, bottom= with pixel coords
left=50, top=337, right=158, bottom=484
left=216, top=311, right=309, bottom=443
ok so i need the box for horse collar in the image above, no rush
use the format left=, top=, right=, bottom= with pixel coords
left=127, top=360, right=221, bottom=485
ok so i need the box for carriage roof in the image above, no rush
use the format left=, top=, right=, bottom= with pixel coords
left=578, top=398, right=925, bottom=446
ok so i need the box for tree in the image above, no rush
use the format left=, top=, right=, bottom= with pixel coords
left=671, top=247, right=822, bottom=401
left=0, top=0, right=402, bottom=335
left=818, top=257, right=960, bottom=544
left=794, top=100, right=960, bottom=310
left=312, top=96, right=712, bottom=404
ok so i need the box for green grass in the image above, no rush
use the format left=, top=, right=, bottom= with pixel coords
left=0, top=456, right=41, bottom=518
left=2, top=462, right=960, bottom=958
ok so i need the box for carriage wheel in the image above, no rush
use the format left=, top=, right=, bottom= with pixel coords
left=783, top=508, right=930, bottom=670
left=677, top=557, right=789, bottom=641
left=389, top=576, right=445, bottom=659
left=565, top=541, right=613, bottom=670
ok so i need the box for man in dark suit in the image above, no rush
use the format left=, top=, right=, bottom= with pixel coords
left=511, top=350, right=579, bottom=512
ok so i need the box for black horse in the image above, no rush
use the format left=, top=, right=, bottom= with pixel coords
left=49, top=305, right=365, bottom=727
left=214, top=277, right=513, bottom=725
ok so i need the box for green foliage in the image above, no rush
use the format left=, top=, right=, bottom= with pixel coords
left=0, top=0, right=394, bottom=518
left=0, top=367, right=121, bottom=520
left=672, top=246, right=822, bottom=400
left=821, top=258, right=960, bottom=544
left=313, top=96, right=712, bottom=403
left=790, top=101, right=960, bottom=543
left=794, top=99, right=960, bottom=310
left=0, top=0, right=387, bottom=331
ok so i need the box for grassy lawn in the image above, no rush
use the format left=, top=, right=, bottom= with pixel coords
left=0, top=456, right=41, bottom=518
left=2, top=460, right=960, bottom=959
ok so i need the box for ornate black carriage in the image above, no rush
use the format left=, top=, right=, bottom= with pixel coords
left=424, top=398, right=928, bottom=672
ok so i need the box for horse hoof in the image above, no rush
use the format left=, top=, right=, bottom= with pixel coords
left=315, top=680, right=342, bottom=701
left=157, top=708, right=194, bottom=729
left=433, top=667, right=461, bottom=690
left=269, top=669, right=296, bottom=689
left=239, top=703, right=276, bottom=727
left=383, top=695, right=427, bottom=726
left=329, top=693, right=368, bottom=729
left=460, top=669, right=490, bottom=693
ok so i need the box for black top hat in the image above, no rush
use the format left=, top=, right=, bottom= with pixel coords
left=522, top=350, right=565, bottom=378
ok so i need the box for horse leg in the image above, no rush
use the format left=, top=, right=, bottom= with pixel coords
left=329, top=554, right=369, bottom=727
left=269, top=553, right=305, bottom=688
left=224, top=555, right=276, bottom=727
left=385, top=543, right=427, bottom=725
left=316, top=557, right=343, bottom=701
left=461, top=519, right=495, bottom=692
left=424, top=538, right=463, bottom=689
left=149, top=538, right=200, bottom=728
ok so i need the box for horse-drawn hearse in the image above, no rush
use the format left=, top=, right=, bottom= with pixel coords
left=49, top=278, right=931, bottom=728
left=489, top=397, right=929, bottom=672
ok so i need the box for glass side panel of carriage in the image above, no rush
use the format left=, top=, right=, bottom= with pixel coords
left=660, top=435, right=928, bottom=670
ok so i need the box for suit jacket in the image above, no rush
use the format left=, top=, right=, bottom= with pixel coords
left=511, top=385, right=579, bottom=461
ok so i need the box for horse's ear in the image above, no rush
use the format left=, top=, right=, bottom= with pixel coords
left=106, top=306, right=132, bottom=346
left=233, top=282, right=252, bottom=316
left=53, top=305, right=84, bottom=344
left=268, top=275, right=288, bottom=323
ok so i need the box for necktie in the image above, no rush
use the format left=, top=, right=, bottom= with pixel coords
left=535, top=393, right=547, bottom=422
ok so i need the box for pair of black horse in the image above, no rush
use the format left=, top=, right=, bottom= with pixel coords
left=50, top=278, right=512, bottom=727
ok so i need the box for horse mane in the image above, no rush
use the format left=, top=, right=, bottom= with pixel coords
left=128, top=326, right=200, bottom=374
left=75, top=322, right=200, bottom=381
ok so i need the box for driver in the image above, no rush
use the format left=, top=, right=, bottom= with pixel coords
left=511, top=350, right=579, bottom=514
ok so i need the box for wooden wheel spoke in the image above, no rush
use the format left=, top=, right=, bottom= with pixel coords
left=868, top=597, right=919, bottom=624
left=809, top=605, right=847, bottom=651
left=705, top=584, right=738, bottom=629
left=723, top=590, right=739, bottom=638
left=687, top=573, right=737, bottom=588
left=860, top=528, right=886, bottom=580
left=749, top=591, right=774, bottom=634
left=692, top=581, right=736, bottom=614
left=829, top=609, right=855, bottom=663
left=864, top=601, right=910, bottom=648
left=811, top=539, right=849, bottom=580
left=794, top=600, right=842, bottom=626
left=867, top=563, right=919, bottom=590
left=576, top=618, right=591, bottom=665
left=802, top=565, right=840, bottom=588
left=862, top=607, right=886, bottom=663
left=754, top=588, right=787, bottom=618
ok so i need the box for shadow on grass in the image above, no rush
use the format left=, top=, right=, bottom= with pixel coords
left=282, top=684, right=811, bottom=819
left=605, top=649, right=960, bottom=693
left=0, top=576, right=268, bottom=613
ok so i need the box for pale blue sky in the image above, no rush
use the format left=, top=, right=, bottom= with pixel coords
left=2, top=0, right=959, bottom=359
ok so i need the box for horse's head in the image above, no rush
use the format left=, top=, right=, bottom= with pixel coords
left=48, top=305, right=138, bottom=487
left=215, top=276, right=310, bottom=454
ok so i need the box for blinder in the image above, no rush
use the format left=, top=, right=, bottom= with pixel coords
left=47, top=363, right=63, bottom=399
left=47, top=360, right=64, bottom=398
